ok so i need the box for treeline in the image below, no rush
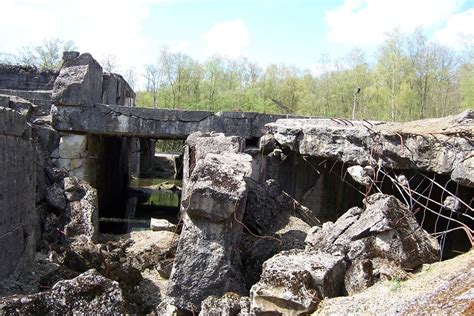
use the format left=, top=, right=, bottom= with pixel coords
left=139, top=29, right=473, bottom=121
left=0, top=39, right=76, bottom=71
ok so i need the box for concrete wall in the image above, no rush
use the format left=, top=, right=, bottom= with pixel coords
left=139, top=139, right=155, bottom=176
left=51, top=133, right=137, bottom=233
left=0, top=65, right=58, bottom=91
left=102, top=73, right=135, bottom=106
left=255, top=150, right=364, bottom=222
left=0, top=107, right=37, bottom=280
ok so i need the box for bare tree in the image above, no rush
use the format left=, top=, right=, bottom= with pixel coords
left=15, top=38, right=77, bottom=70
left=144, top=64, right=161, bottom=107
left=101, top=53, right=119, bottom=73
left=16, top=45, right=38, bottom=66
left=124, top=67, right=137, bottom=90
left=0, top=52, right=16, bottom=65
left=36, top=38, right=77, bottom=70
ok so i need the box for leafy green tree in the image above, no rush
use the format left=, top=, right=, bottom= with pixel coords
left=16, top=38, right=76, bottom=70
left=134, top=28, right=470, bottom=122
left=376, top=29, right=408, bottom=121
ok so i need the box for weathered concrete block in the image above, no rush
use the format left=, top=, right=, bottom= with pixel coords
left=31, top=123, right=60, bottom=154
left=167, top=133, right=252, bottom=311
left=52, top=53, right=103, bottom=106
left=200, top=294, right=250, bottom=316
left=266, top=110, right=474, bottom=176
left=0, top=269, right=125, bottom=314
left=0, top=107, right=36, bottom=280
left=45, top=183, right=67, bottom=211
left=102, top=72, right=135, bottom=105
left=0, top=228, right=26, bottom=280
left=0, top=95, right=9, bottom=107
left=451, top=156, right=473, bottom=188
left=0, top=64, right=58, bottom=90
left=241, top=179, right=318, bottom=288
left=64, top=181, right=99, bottom=243
left=0, top=106, right=30, bottom=137
left=59, top=134, right=88, bottom=159
left=250, top=249, right=346, bottom=314
left=150, top=218, right=176, bottom=231
left=259, top=134, right=277, bottom=154
left=305, top=193, right=440, bottom=269
left=183, top=132, right=244, bottom=185
left=51, top=104, right=302, bottom=139
left=344, top=258, right=374, bottom=295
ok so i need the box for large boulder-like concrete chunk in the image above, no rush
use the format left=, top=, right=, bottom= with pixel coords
left=64, top=180, right=99, bottom=243
left=451, top=156, right=474, bottom=188
left=45, top=182, right=67, bottom=211
left=200, top=294, right=250, bottom=316
left=183, top=153, right=252, bottom=222
left=58, top=134, right=87, bottom=159
left=305, top=193, right=440, bottom=269
left=166, top=133, right=252, bottom=312
left=241, top=179, right=319, bottom=288
left=0, top=269, right=125, bottom=314
left=250, top=249, right=346, bottom=315
left=183, top=132, right=244, bottom=183
left=347, top=165, right=374, bottom=186
left=52, top=53, right=103, bottom=106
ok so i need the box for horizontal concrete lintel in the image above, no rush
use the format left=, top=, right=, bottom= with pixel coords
left=51, top=103, right=294, bottom=139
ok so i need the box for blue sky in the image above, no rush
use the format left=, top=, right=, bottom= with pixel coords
left=141, top=0, right=339, bottom=68
left=1, top=0, right=473, bottom=78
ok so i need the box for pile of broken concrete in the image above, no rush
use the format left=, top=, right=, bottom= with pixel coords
left=158, top=132, right=441, bottom=315
left=1, top=119, right=471, bottom=315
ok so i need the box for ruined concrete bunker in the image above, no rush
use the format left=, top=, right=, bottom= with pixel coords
left=0, top=52, right=472, bottom=315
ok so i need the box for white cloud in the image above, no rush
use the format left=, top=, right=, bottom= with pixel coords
left=325, top=0, right=466, bottom=45
left=0, top=0, right=168, bottom=73
left=433, top=8, right=474, bottom=48
left=204, top=19, right=250, bottom=58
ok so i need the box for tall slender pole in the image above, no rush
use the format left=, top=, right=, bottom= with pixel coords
left=352, top=86, right=361, bottom=120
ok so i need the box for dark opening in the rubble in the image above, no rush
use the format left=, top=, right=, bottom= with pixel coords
left=95, top=137, right=184, bottom=234
left=127, top=138, right=184, bottom=232
left=91, top=135, right=134, bottom=234
left=246, top=137, right=259, bottom=148
left=276, top=152, right=366, bottom=222
left=286, top=153, right=472, bottom=260
left=374, top=170, right=473, bottom=259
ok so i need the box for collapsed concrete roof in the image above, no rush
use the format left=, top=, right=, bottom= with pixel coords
left=266, top=110, right=473, bottom=186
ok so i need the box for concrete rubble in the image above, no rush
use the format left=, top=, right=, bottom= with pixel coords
left=200, top=293, right=251, bottom=316
left=1, top=52, right=472, bottom=315
left=0, top=269, right=125, bottom=315
left=166, top=132, right=253, bottom=311
left=52, top=53, right=103, bottom=106
left=305, top=193, right=440, bottom=269
left=250, top=250, right=346, bottom=315
left=150, top=218, right=177, bottom=231
left=266, top=110, right=473, bottom=178
left=241, top=179, right=318, bottom=288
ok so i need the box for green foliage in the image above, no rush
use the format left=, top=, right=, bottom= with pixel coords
left=15, top=38, right=77, bottom=70
left=390, top=277, right=403, bottom=292
left=137, top=33, right=472, bottom=121
left=155, top=140, right=184, bottom=153
left=459, top=64, right=474, bottom=110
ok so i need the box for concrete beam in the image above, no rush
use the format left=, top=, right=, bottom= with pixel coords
left=51, top=103, right=300, bottom=139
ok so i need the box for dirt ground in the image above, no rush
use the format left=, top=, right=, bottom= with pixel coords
left=315, top=249, right=474, bottom=315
